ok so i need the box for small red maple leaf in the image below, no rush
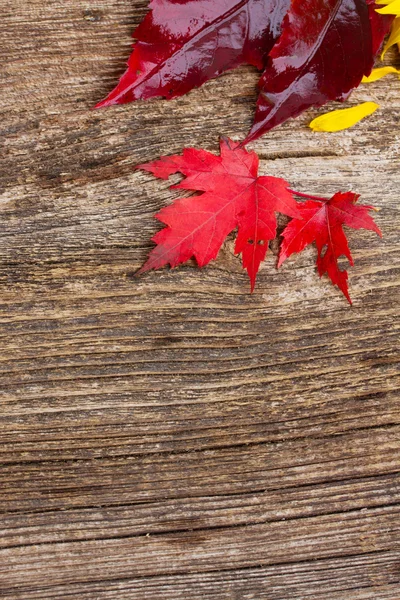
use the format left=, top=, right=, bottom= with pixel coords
left=278, top=191, right=382, bottom=303
left=137, top=138, right=299, bottom=291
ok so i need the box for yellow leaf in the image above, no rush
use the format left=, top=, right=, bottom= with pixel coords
left=362, top=66, right=400, bottom=81
left=381, top=17, right=400, bottom=57
left=309, top=102, right=380, bottom=132
left=376, top=0, right=400, bottom=15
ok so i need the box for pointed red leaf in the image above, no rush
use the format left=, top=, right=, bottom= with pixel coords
left=137, top=138, right=299, bottom=290
left=96, top=0, right=289, bottom=109
left=278, top=191, right=382, bottom=303
left=244, top=0, right=392, bottom=143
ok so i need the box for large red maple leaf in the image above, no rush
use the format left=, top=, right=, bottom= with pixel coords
left=278, top=191, right=382, bottom=303
left=137, top=138, right=299, bottom=291
left=96, top=0, right=289, bottom=108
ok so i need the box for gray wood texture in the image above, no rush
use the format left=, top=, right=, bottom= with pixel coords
left=0, top=1, right=399, bottom=598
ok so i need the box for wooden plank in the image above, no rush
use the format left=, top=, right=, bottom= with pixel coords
left=1, top=553, right=399, bottom=600
left=1, top=427, right=400, bottom=511
left=2, top=473, right=400, bottom=547
left=1, top=506, right=400, bottom=586
left=0, top=0, right=399, bottom=598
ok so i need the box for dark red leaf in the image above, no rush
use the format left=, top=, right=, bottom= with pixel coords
left=367, top=0, right=394, bottom=55
left=244, top=0, right=391, bottom=144
left=278, top=191, right=382, bottom=303
left=137, top=138, right=299, bottom=291
left=96, top=0, right=289, bottom=109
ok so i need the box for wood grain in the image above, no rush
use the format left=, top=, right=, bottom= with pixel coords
left=0, top=1, right=399, bottom=598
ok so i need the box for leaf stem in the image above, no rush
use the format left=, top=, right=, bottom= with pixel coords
left=288, top=189, right=328, bottom=202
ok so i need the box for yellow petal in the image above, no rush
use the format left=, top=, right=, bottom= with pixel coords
left=309, top=102, right=380, bottom=132
left=362, top=66, right=400, bottom=81
left=376, top=0, right=400, bottom=14
left=381, top=17, right=400, bottom=57
left=375, top=0, right=395, bottom=5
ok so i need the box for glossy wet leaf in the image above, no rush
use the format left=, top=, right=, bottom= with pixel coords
left=96, top=0, right=290, bottom=108
left=244, top=0, right=389, bottom=143
left=97, top=0, right=392, bottom=144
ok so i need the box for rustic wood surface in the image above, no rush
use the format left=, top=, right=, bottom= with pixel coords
left=1, top=1, right=400, bottom=598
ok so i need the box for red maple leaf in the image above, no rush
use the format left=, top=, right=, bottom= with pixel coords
left=278, top=191, right=382, bottom=303
left=96, top=0, right=289, bottom=108
left=96, top=0, right=391, bottom=143
left=137, top=138, right=299, bottom=291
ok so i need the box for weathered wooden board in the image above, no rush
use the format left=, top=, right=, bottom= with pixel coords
left=0, top=1, right=399, bottom=598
